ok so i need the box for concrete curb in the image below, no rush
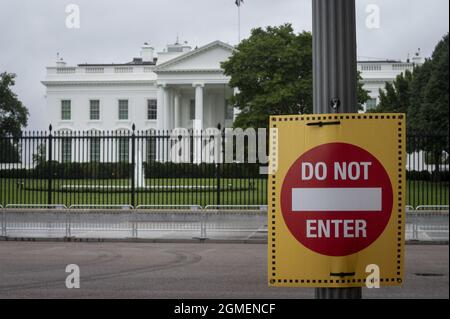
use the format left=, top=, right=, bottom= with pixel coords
left=0, top=236, right=268, bottom=245
left=0, top=236, right=447, bottom=245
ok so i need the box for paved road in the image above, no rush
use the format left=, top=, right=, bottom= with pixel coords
left=0, top=242, right=447, bottom=299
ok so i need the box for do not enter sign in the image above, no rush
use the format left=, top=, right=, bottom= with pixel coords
left=268, top=114, right=405, bottom=288
left=281, top=143, right=393, bottom=256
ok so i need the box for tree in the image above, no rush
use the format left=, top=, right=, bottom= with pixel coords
left=409, top=33, right=449, bottom=137
left=0, top=72, right=29, bottom=163
left=0, top=72, right=29, bottom=137
left=372, top=33, right=449, bottom=139
left=371, top=69, right=414, bottom=114
left=357, top=71, right=371, bottom=111
left=409, top=33, right=449, bottom=175
left=222, top=24, right=369, bottom=129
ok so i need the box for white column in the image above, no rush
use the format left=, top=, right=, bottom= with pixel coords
left=156, top=84, right=166, bottom=130
left=164, top=88, right=171, bottom=131
left=193, top=83, right=205, bottom=163
left=174, top=92, right=181, bottom=128
left=193, top=83, right=204, bottom=131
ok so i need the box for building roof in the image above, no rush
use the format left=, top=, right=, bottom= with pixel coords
left=78, top=58, right=157, bottom=67
left=358, top=60, right=402, bottom=64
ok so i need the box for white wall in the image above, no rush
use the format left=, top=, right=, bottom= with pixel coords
left=47, top=84, right=158, bottom=132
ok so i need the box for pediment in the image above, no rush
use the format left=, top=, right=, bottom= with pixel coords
left=154, top=41, right=235, bottom=73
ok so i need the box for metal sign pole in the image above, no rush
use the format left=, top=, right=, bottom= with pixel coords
left=312, top=0, right=361, bottom=299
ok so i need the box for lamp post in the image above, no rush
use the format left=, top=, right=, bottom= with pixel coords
left=312, top=0, right=361, bottom=299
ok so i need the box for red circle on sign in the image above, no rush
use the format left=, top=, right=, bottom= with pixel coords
left=281, top=143, right=393, bottom=256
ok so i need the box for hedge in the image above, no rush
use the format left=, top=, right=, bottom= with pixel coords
left=0, top=161, right=264, bottom=179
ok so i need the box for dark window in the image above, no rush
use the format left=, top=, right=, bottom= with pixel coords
left=90, top=138, right=100, bottom=162
left=61, top=100, right=71, bottom=120
left=90, top=100, right=100, bottom=120
left=190, top=99, right=195, bottom=120
left=147, top=99, right=157, bottom=120
left=119, top=100, right=129, bottom=120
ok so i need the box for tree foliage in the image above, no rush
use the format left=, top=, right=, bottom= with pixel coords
left=0, top=72, right=29, bottom=137
left=0, top=72, right=29, bottom=163
left=373, top=70, right=414, bottom=114
left=372, top=33, right=449, bottom=138
left=409, top=33, right=449, bottom=137
left=371, top=33, right=449, bottom=173
left=222, top=24, right=369, bottom=129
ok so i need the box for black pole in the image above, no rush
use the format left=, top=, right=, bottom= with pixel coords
left=131, top=124, right=136, bottom=208
left=47, top=124, right=53, bottom=206
left=312, top=0, right=361, bottom=299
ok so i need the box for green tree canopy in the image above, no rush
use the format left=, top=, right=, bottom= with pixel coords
left=372, top=33, right=449, bottom=138
left=372, top=69, right=414, bottom=114
left=0, top=72, right=29, bottom=163
left=409, top=33, right=449, bottom=137
left=222, top=24, right=369, bottom=129
left=0, top=72, right=29, bottom=137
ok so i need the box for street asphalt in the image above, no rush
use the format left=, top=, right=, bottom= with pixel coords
left=0, top=242, right=447, bottom=299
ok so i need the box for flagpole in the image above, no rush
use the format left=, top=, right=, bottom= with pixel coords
left=238, top=3, right=241, bottom=43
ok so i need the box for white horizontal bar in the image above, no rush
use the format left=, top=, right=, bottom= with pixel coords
left=292, top=188, right=382, bottom=212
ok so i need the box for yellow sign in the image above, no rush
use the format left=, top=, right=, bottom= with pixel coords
left=268, top=113, right=405, bottom=288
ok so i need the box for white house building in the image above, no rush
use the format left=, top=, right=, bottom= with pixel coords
left=42, top=41, right=424, bottom=133
left=42, top=41, right=236, bottom=136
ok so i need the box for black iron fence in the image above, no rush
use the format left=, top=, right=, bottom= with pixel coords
left=0, top=126, right=267, bottom=208
left=0, top=127, right=448, bottom=208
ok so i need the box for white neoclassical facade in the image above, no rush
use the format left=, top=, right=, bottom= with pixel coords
left=42, top=40, right=424, bottom=132
left=42, top=41, right=236, bottom=134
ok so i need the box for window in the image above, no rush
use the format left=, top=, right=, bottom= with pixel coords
left=190, top=99, right=195, bottom=120
left=90, top=100, right=100, bottom=120
left=90, top=138, right=100, bottom=162
left=61, top=139, right=72, bottom=163
left=366, top=98, right=377, bottom=111
left=118, top=100, right=129, bottom=120
left=146, top=138, right=156, bottom=162
left=61, top=100, right=71, bottom=120
left=147, top=99, right=157, bottom=120
left=225, top=99, right=234, bottom=120
left=118, top=139, right=129, bottom=162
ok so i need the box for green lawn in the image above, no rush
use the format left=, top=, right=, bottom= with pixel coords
left=407, top=180, right=449, bottom=208
left=0, top=178, right=267, bottom=207
left=0, top=178, right=447, bottom=209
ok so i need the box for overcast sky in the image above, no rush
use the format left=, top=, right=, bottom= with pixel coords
left=0, top=0, right=448, bottom=130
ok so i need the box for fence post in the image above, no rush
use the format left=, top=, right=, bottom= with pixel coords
left=131, top=209, right=138, bottom=239
left=47, top=125, right=53, bottom=206
left=1, top=209, right=6, bottom=237
left=65, top=210, right=71, bottom=238
left=131, top=124, right=136, bottom=208
left=216, top=130, right=221, bottom=206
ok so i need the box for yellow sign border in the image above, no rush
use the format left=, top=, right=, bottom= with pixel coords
left=268, top=113, right=406, bottom=288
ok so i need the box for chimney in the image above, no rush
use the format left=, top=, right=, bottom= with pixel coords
left=412, top=48, right=423, bottom=65
left=56, top=53, right=67, bottom=67
left=182, top=41, right=192, bottom=52
left=141, top=43, right=154, bottom=62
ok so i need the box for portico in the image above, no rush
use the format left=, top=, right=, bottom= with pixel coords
left=156, top=82, right=234, bottom=131
left=153, top=41, right=236, bottom=131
